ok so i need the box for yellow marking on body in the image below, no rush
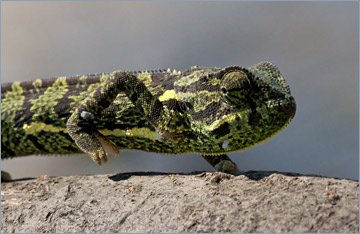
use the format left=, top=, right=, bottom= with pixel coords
left=99, top=127, right=161, bottom=141
left=29, top=76, right=68, bottom=120
left=32, top=79, right=42, bottom=92
left=23, top=122, right=65, bottom=135
left=158, top=90, right=179, bottom=102
left=76, top=75, right=88, bottom=88
left=11, top=82, right=23, bottom=93
left=100, top=73, right=110, bottom=82
left=69, top=75, right=102, bottom=108
left=53, top=76, right=67, bottom=86
left=137, top=73, right=152, bottom=85
left=205, top=112, right=244, bottom=132
left=2, top=82, right=25, bottom=120
left=174, top=68, right=216, bottom=87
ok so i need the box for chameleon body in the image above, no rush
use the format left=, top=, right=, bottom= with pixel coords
left=1, top=62, right=296, bottom=179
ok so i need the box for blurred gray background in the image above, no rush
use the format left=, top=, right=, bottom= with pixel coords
left=1, top=2, right=358, bottom=180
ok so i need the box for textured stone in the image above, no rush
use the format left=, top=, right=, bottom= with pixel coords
left=1, top=171, right=358, bottom=233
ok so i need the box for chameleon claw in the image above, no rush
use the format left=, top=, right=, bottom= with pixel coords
left=91, top=150, right=108, bottom=165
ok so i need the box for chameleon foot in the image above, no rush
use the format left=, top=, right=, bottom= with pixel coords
left=67, top=112, right=118, bottom=165
left=214, top=160, right=239, bottom=173
left=90, top=150, right=107, bottom=165
left=201, top=154, right=239, bottom=174
left=82, top=134, right=120, bottom=165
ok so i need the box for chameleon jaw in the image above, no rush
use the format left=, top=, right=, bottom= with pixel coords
left=200, top=95, right=296, bottom=156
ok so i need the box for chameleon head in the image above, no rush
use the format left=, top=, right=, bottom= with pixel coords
left=199, top=61, right=296, bottom=153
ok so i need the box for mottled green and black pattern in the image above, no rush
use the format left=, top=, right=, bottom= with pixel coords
left=1, top=62, right=296, bottom=179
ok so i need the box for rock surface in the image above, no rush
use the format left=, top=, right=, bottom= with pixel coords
left=1, top=171, right=359, bottom=233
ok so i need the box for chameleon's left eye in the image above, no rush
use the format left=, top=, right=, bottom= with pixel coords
left=220, top=70, right=251, bottom=106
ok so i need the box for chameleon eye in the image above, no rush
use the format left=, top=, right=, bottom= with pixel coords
left=220, top=70, right=251, bottom=106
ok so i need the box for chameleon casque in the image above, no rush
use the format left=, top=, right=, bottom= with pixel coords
left=1, top=62, right=296, bottom=180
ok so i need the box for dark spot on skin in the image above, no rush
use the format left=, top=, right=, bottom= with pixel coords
left=27, top=135, right=48, bottom=153
left=248, top=109, right=261, bottom=126
left=211, top=122, right=230, bottom=138
left=184, top=102, right=193, bottom=110
left=189, top=101, right=222, bottom=121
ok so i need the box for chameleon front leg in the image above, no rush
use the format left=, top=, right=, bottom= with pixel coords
left=67, top=71, right=178, bottom=165
left=66, top=72, right=127, bottom=165
left=201, top=154, right=239, bottom=173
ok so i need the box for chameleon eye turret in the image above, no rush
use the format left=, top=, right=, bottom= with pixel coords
left=220, top=69, right=252, bottom=106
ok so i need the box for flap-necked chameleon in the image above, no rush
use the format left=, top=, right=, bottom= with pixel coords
left=1, top=61, right=296, bottom=180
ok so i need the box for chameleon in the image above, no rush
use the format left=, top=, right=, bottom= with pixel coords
left=1, top=61, right=296, bottom=181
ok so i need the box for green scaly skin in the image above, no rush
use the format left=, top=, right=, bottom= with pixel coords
left=1, top=62, right=296, bottom=180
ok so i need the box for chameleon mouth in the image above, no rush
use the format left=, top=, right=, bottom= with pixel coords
left=265, top=96, right=296, bottom=120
